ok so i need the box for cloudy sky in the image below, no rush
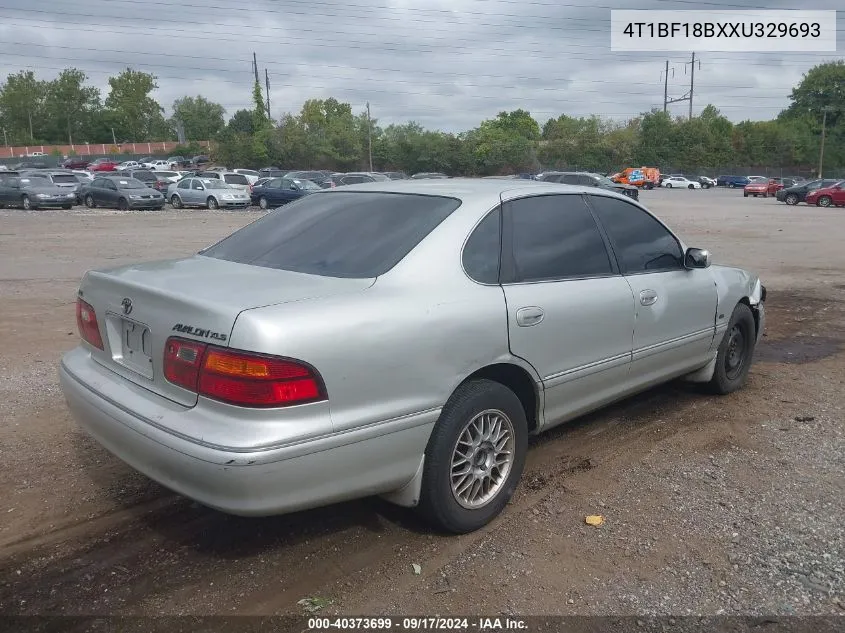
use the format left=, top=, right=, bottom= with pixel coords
left=0, top=0, right=842, bottom=132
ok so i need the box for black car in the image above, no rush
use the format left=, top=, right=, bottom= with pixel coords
left=536, top=171, right=639, bottom=201
left=191, top=155, right=211, bottom=167
left=125, top=169, right=171, bottom=195
left=0, top=174, right=77, bottom=209
left=381, top=171, right=409, bottom=180
left=79, top=175, right=164, bottom=210
left=775, top=178, right=840, bottom=205
left=21, top=170, right=83, bottom=202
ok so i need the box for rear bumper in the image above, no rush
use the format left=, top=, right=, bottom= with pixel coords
left=59, top=348, right=436, bottom=516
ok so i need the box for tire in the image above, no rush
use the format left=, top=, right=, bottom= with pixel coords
left=817, top=196, right=832, bottom=208
left=665, top=183, right=672, bottom=189
left=258, top=196, right=269, bottom=210
left=117, top=198, right=128, bottom=211
left=417, top=379, right=528, bottom=534
left=707, top=303, right=756, bottom=395
left=22, top=195, right=32, bottom=210
left=744, top=192, right=748, bottom=197
left=85, top=194, right=95, bottom=208
left=171, top=194, right=183, bottom=209
left=785, top=194, right=799, bottom=206
left=688, top=184, right=695, bottom=189
left=207, top=196, right=219, bottom=210
left=728, top=183, right=735, bottom=189
left=62, top=204, right=72, bottom=210
left=762, top=192, right=768, bottom=198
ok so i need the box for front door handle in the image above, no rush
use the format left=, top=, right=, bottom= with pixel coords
left=516, top=306, right=545, bottom=327
left=639, top=289, right=658, bottom=306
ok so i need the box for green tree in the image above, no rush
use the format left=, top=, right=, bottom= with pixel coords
left=171, top=96, right=225, bottom=141
left=105, top=68, right=165, bottom=141
left=43, top=69, right=101, bottom=145
left=0, top=71, right=47, bottom=144
left=783, top=60, right=845, bottom=126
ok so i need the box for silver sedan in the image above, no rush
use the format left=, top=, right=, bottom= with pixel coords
left=167, top=177, right=250, bottom=209
left=59, top=180, right=766, bottom=533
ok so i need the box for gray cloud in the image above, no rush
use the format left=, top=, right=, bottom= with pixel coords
left=0, top=0, right=842, bottom=132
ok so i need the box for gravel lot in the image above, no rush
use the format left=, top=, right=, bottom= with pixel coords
left=0, top=187, right=843, bottom=619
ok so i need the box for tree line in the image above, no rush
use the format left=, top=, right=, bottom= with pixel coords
left=1, top=61, right=842, bottom=176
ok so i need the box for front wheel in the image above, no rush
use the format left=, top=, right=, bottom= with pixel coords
left=707, top=303, right=757, bottom=395
left=744, top=192, right=749, bottom=197
left=417, top=379, right=528, bottom=534
left=170, top=194, right=183, bottom=209
left=258, top=196, right=269, bottom=210
left=785, top=194, right=799, bottom=205
left=207, top=196, right=219, bottom=210
left=22, top=195, right=32, bottom=210
left=665, top=183, right=672, bottom=189
left=728, top=183, right=736, bottom=189
left=688, top=184, right=695, bottom=189
left=817, top=196, right=832, bottom=208
left=117, top=198, right=128, bottom=211
left=85, top=194, right=95, bottom=208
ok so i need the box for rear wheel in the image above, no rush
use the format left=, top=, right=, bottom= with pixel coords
left=818, top=195, right=832, bottom=208
left=84, top=194, right=95, bottom=208
left=762, top=191, right=768, bottom=198
left=744, top=192, right=749, bottom=197
left=665, top=183, right=672, bottom=189
left=729, top=183, right=736, bottom=188
left=785, top=193, right=799, bottom=205
left=417, top=379, right=528, bottom=534
left=21, top=195, right=32, bottom=210
left=707, top=303, right=756, bottom=395
left=688, top=184, right=695, bottom=189
left=117, top=198, right=128, bottom=211
left=170, top=194, right=183, bottom=209
left=259, top=196, right=269, bottom=210
left=207, top=196, right=219, bottom=210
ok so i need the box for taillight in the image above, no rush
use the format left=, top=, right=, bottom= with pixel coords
left=163, top=337, right=325, bottom=408
left=76, top=298, right=104, bottom=350
left=163, top=338, right=207, bottom=391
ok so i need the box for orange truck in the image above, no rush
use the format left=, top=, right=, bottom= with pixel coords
left=610, top=167, right=660, bottom=189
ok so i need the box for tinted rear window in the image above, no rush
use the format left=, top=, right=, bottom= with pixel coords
left=223, top=174, right=249, bottom=185
left=202, top=192, right=461, bottom=278
left=52, top=174, right=78, bottom=183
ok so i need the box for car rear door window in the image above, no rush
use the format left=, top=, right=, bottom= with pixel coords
left=560, top=175, right=580, bottom=185
left=462, top=206, right=501, bottom=284
left=202, top=192, right=461, bottom=278
left=506, top=194, right=613, bottom=282
left=178, top=179, right=191, bottom=189
left=587, top=195, right=683, bottom=273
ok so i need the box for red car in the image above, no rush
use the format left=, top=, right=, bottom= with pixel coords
left=743, top=178, right=786, bottom=198
left=88, top=158, right=119, bottom=172
left=805, top=181, right=845, bottom=208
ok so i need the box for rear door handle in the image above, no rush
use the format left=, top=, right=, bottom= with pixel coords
left=639, top=289, right=658, bottom=306
left=516, top=306, right=545, bottom=327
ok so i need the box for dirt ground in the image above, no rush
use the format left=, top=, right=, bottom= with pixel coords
left=0, top=188, right=843, bottom=618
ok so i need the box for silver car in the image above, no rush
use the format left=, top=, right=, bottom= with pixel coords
left=167, top=177, right=250, bottom=209
left=59, top=180, right=766, bottom=533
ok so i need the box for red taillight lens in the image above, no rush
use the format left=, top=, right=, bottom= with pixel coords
left=76, top=298, right=104, bottom=350
left=163, top=338, right=207, bottom=391
left=163, top=338, right=325, bottom=408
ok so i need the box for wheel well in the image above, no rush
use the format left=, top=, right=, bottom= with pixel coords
left=463, top=363, right=539, bottom=433
left=738, top=297, right=761, bottom=338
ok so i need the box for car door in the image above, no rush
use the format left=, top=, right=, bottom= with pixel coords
left=176, top=178, right=193, bottom=204
left=831, top=182, right=845, bottom=205
left=500, top=193, right=636, bottom=429
left=0, top=177, right=16, bottom=205
left=585, top=194, right=718, bottom=388
left=190, top=179, right=206, bottom=205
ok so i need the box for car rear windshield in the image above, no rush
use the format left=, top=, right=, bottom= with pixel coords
left=202, top=192, right=461, bottom=278
left=223, top=174, right=249, bottom=185
left=115, top=179, right=148, bottom=189
left=52, top=174, right=78, bottom=183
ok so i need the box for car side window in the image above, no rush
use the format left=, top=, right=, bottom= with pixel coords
left=192, top=180, right=204, bottom=190
left=462, top=206, right=501, bottom=284
left=507, top=194, right=613, bottom=282
left=587, top=195, right=683, bottom=274
left=560, top=174, right=580, bottom=185
left=178, top=180, right=191, bottom=189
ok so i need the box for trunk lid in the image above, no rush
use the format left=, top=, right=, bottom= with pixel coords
left=79, top=255, right=373, bottom=406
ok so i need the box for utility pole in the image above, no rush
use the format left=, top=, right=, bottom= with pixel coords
left=688, top=52, right=696, bottom=120
left=663, top=60, right=669, bottom=114
left=2, top=128, right=7, bottom=147
left=265, top=68, right=271, bottom=119
left=28, top=111, right=34, bottom=141
left=818, top=107, right=829, bottom=179
left=366, top=101, right=373, bottom=172
left=253, top=52, right=259, bottom=85
left=111, top=128, right=117, bottom=145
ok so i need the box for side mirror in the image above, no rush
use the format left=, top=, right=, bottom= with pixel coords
left=290, top=184, right=298, bottom=190
left=685, top=247, right=711, bottom=269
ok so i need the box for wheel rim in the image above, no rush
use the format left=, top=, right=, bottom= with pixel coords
left=819, top=197, right=831, bottom=207
left=724, top=324, right=747, bottom=380
left=450, top=409, right=515, bottom=510
left=85, top=195, right=93, bottom=207
left=259, top=197, right=268, bottom=209
left=786, top=195, right=797, bottom=205
left=208, top=197, right=218, bottom=209
left=22, top=196, right=30, bottom=209
left=171, top=195, right=181, bottom=208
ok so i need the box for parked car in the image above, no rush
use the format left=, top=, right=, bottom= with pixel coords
left=411, top=172, right=449, bottom=179
left=153, top=170, right=182, bottom=184
left=0, top=175, right=77, bottom=209
left=232, top=169, right=260, bottom=184
left=716, top=175, right=750, bottom=188
left=249, top=177, right=322, bottom=209
left=284, top=170, right=330, bottom=181
left=166, top=156, right=190, bottom=169
left=382, top=171, right=409, bottom=180
left=148, top=160, right=173, bottom=171
left=58, top=179, right=766, bottom=533
left=27, top=151, right=47, bottom=157
left=535, top=171, right=639, bottom=201
left=805, top=181, right=845, bottom=208
left=72, top=170, right=94, bottom=183
left=691, top=176, right=715, bottom=188
left=330, top=173, right=377, bottom=186
left=743, top=178, right=789, bottom=198
left=116, top=161, right=143, bottom=172
left=200, top=171, right=252, bottom=192
left=661, top=176, right=701, bottom=189
left=191, top=155, right=211, bottom=167
left=13, top=160, right=50, bottom=170
left=89, top=158, right=119, bottom=172
left=21, top=169, right=83, bottom=202
left=775, top=179, right=840, bottom=205
left=61, top=157, right=90, bottom=170
left=79, top=176, right=165, bottom=210
left=167, top=177, right=251, bottom=209
left=258, top=168, right=287, bottom=178
left=123, top=169, right=168, bottom=194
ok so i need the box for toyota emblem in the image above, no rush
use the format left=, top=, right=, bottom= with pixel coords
left=121, top=297, right=133, bottom=315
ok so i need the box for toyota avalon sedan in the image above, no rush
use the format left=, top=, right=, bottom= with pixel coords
left=59, top=180, right=766, bottom=533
